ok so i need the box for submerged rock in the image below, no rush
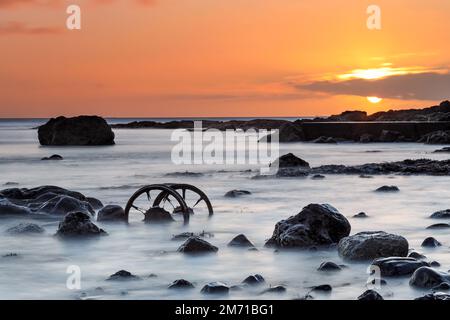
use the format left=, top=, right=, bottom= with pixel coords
left=168, top=279, right=195, bottom=289
left=38, top=116, right=115, bottom=146
left=265, top=203, right=350, bottom=248
left=317, top=262, right=342, bottom=272
left=338, top=231, right=408, bottom=261
left=97, top=205, right=126, bottom=222
left=177, top=236, right=218, bottom=254
left=38, top=195, right=94, bottom=216
left=372, top=257, right=429, bottom=276
left=420, top=130, right=450, bottom=144
left=358, top=290, right=384, bottom=300
left=311, top=136, right=337, bottom=144
left=430, top=209, right=450, bottom=219
left=421, top=237, right=442, bottom=247
left=353, top=212, right=368, bottom=218
left=311, top=284, right=332, bottom=292
left=41, top=154, right=63, bottom=161
left=55, top=211, right=107, bottom=238
left=426, top=223, right=450, bottom=229
left=0, top=199, right=31, bottom=216
left=416, top=293, right=450, bottom=300
left=433, top=282, right=450, bottom=291
left=107, top=270, right=140, bottom=281
left=201, top=282, right=229, bottom=294
left=224, top=190, right=251, bottom=198
left=311, top=174, right=325, bottom=180
left=408, top=252, right=426, bottom=260
left=434, top=147, right=450, bottom=153
left=144, top=207, right=174, bottom=223
left=86, top=197, right=104, bottom=210
left=409, top=267, right=450, bottom=289
left=242, top=274, right=265, bottom=286
left=260, top=286, right=286, bottom=294
left=375, top=186, right=400, bottom=192
left=6, top=223, right=45, bottom=235
left=271, top=153, right=311, bottom=177
left=228, top=234, right=255, bottom=248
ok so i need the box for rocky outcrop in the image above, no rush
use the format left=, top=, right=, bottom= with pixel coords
left=55, top=211, right=107, bottom=237
left=38, top=116, right=115, bottom=146
left=338, top=231, right=408, bottom=261
left=265, top=204, right=351, bottom=248
left=372, top=257, right=429, bottom=276
left=177, top=236, right=218, bottom=254
left=201, top=282, right=230, bottom=294
left=416, top=293, right=450, bottom=301
left=270, top=153, right=310, bottom=177
left=409, top=267, right=450, bottom=289
left=97, top=205, right=126, bottom=222
left=0, top=199, right=31, bottom=216
left=419, top=130, right=450, bottom=144
left=328, top=111, right=368, bottom=122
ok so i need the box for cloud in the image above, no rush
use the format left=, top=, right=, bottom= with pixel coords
left=294, top=72, right=450, bottom=101
left=0, top=21, right=61, bottom=35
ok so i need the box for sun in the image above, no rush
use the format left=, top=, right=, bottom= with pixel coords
left=367, top=96, right=382, bottom=104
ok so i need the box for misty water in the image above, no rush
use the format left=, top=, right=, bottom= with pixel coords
left=0, top=120, right=449, bottom=300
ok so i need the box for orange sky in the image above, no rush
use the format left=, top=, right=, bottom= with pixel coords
left=0, top=0, right=449, bottom=118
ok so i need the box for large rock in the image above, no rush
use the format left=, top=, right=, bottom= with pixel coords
left=430, top=209, right=450, bottom=219
left=177, top=236, right=218, bottom=254
left=338, top=231, right=408, bottom=261
left=409, top=267, right=450, bottom=289
left=38, top=116, right=115, bottom=146
left=144, top=207, right=174, bottom=223
left=97, top=205, right=126, bottom=222
left=421, top=237, right=441, bottom=247
left=265, top=204, right=351, bottom=248
left=272, top=153, right=310, bottom=169
left=55, top=211, right=107, bottom=237
left=262, top=123, right=305, bottom=143
left=37, top=195, right=94, bottom=215
left=372, top=257, right=429, bottom=276
left=357, top=290, right=384, bottom=300
left=201, top=282, right=229, bottom=294
left=228, top=234, right=255, bottom=248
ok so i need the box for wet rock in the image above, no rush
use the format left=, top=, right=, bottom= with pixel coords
left=144, top=207, right=174, bottom=223
left=265, top=203, right=351, bottom=248
left=97, top=205, right=126, bottom=222
left=272, top=153, right=310, bottom=169
left=353, top=212, right=368, bottom=218
left=228, top=234, right=255, bottom=248
left=38, top=195, right=94, bottom=216
left=311, top=174, right=325, bottom=180
left=426, top=223, right=450, bottom=229
left=409, top=267, right=450, bottom=289
left=408, top=252, right=426, bottom=259
left=359, top=175, right=373, bottom=178
left=86, top=197, right=103, bottom=210
left=55, top=211, right=107, bottom=238
left=177, top=236, right=218, bottom=254
left=372, top=257, right=429, bottom=276
left=201, top=282, right=229, bottom=294
left=311, top=136, right=337, bottom=144
left=172, top=232, right=196, bottom=240
left=434, top=147, right=450, bottom=153
left=242, top=274, right=265, bottom=286
left=165, top=171, right=204, bottom=178
left=430, top=261, right=441, bottom=267
left=38, top=116, right=115, bottom=146
left=168, top=279, right=195, bottom=289
left=338, top=231, right=409, bottom=261
left=375, top=186, right=400, bottom=192
left=430, top=209, right=450, bottom=219
left=416, top=293, right=450, bottom=300
left=358, top=290, right=384, bottom=300
left=317, top=261, right=342, bottom=272
left=224, top=190, right=251, bottom=198
left=421, top=237, right=441, bottom=247
left=107, top=270, right=140, bottom=281
left=311, top=284, right=332, bottom=292
left=6, top=223, right=45, bottom=235
left=261, top=286, right=286, bottom=294
left=432, top=282, right=450, bottom=291
left=3, top=182, right=19, bottom=186
left=420, top=130, right=450, bottom=144
left=0, top=199, right=31, bottom=215
left=41, top=154, right=63, bottom=161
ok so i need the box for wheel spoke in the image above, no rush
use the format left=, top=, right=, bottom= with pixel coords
left=131, top=205, right=146, bottom=214
left=193, top=197, right=204, bottom=207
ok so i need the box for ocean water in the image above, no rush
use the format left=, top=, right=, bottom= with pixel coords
left=0, top=120, right=449, bottom=300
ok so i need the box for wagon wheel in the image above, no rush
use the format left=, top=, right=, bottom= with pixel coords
left=124, top=184, right=190, bottom=224
left=152, top=183, right=214, bottom=217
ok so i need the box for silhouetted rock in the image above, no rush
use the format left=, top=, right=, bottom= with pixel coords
left=38, top=116, right=115, bottom=146
left=242, top=274, right=265, bottom=286
left=55, top=211, right=107, bottom=238
left=317, top=261, right=342, bottom=272
left=107, top=270, right=140, bottom=281
left=41, top=154, right=63, bottom=161
left=6, top=223, right=45, bottom=235
left=37, top=195, right=94, bottom=216
left=144, top=207, right=174, bottom=223
left=273, top=153, right=310, bottom=168
left=224, top=190, right=251, bottom=198
left=263, top=122, right=305, bottom=142
left=430, top=209, right=450, bottom=219
left=410, top=267, right=450, bottom=289
left=430, top=261, right=441, bottom=267
left=168, top=279, right=195, bottom=289
left=421, top=237, right=441, bottom=247
left=375, top=186, right=400, bottom=192
left=177, top=236, right=218, bottom=254
left=338, top=231, right=408, bottom=261
left=265, top=203, right=350, bottom=248
left=420, top=130, right=450, bottom=144
left=228, top=234, right=255, bottom=248
left=372, top=257, right=429, bottom=276
left=201, top=282, right=229, bottom=294
left=328, top=110, right=368, bottom=122
left=97, top=205, right=126, bottom=222
left=358, top=290, right=384, bottom=300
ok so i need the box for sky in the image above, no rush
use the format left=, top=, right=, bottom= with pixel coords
left=0, top=0, right=449, bottom=118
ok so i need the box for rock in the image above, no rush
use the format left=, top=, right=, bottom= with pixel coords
left=172, top=232, right=196, bottom=241
left=224, top=190, right=251, bottom=198
left=353, top=212, right=368, bottom=218
left=359, top=174, right=373, bottom=178
left=168, top=279, right=195, bottom=289
left=375, top=186, right=400, bottom=192
left=434, top=147, right=450, bottom=153
left=228, top=234, right=255, bottom=248
left=408, top=252, right=426, bottom=259
left=379, top=130, right=402, bottom=142
left=311, top=284, right=332, bottom=292
left=409, top=267, right=450, bottom=288
left=430, top=209, right=450, bottom=219
left=0, top=199, right=31, bottom=215
left=311, top=174, right=325, bottom=180
left=421, top=237, right=441, bottom=247
left=97, top=205, right=126, bottom=222
left=271, top=153, right=310, bottom=169
left=359, top=133, right=375, bottom=143
left=358, top=290, right=384, bottom=300
left=38, top=116, right=115, bottom=146
left=261, top=286, right=286, bottom=294
left=242, top=274, right=265, bottom=286
left=41, top=154, right=63, bottom=161
left=420, top=130, right=450, bottom=144
left=165, top=171, right=204, bottom=178
left=55, top=211, right=107, bottom=237
left=265, top=203, right=351, bottom=248
left=86, top=197, right=103, bottom=210
left=328, top=110, right=368, bottom=122
left=38, top=195, right=94, bottom=216
left=427, top=223, right=450, bottom=229
left=177, top=236, right=218, bottom=254
left=432, top=282, right=450, bottom=291
left=144, top=207, right=174, bottom=223
left=6, top=223, right=45, bottom=235
left=317, top=261, right=342, bottom=272
left=264, top=122, right=305, bottom=143
left=201, top=282, right=229, bottom=294
left=338, top=231, right=409, bottom=261
left=430, top=261, right=441, bottom=267
left=416, top=293, right=450, bottom=300
left=311, top=136, right=337, bottom=144
left=107, top=270, right=140, bottom=281
left=3, top=182, right=19, bottom=186
left=372, top=257, right=429, bottom=276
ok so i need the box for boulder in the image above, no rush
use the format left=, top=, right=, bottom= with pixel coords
left=228, top=234, right=255, bottom=248
left=55, top=211, right=107, bottom=237
left=86, top=197, right=104, bottom=210
left=317, top=261, right=342, bottom=272
left=430, top=209, right=450, bottom=219
left=372, top=257, right=429, bottom=276
left=358, top=290, right=384, bottom=300
left=41, top=154, right=63, bottom=161
left=107, top=270, right=140, bottom=281
left=408, top=252, right=426, bottom=260
left=421, top=237, right=441, bottom=247
left=265, top=204, right=350, bottom=248
left=263, top=123, right=305, bottom=143
left=38, top=116, right=115, bottom=146
left=311, top=284, right=332, bottom=292
left=375, top=186, right=400, bottom=192
left=434, top=147, right=450, bottom=153
left=430, top=261, right=441, bottom=267
left=224, top=190, right=251, bottom=198
left=409, top=267, right=450, bottom=289
left=201, top=282, right=229, bottom=294
left=272, top=153, right=310, bottom=169
left=168, top=279, right=195, bottom=289
left=242, top=274, right=265, bottom=286
left=6, top=223, right=45, bottom=235
left=261, top=286, right=287, bottom=294
left=97, top=205, right=126, bottom=222
left=144, top=207, right=174, bottom=223
left=338, top=231, right=409, bottom=261
left=311, top=174, right=325, bottom=180
left=0, top=199, right=31, bottom=215
left=177, top=236, right=218, bottom=254
left=353, top=212, right=368, bottom=218
left=37, top=195, right=94, bottom=215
